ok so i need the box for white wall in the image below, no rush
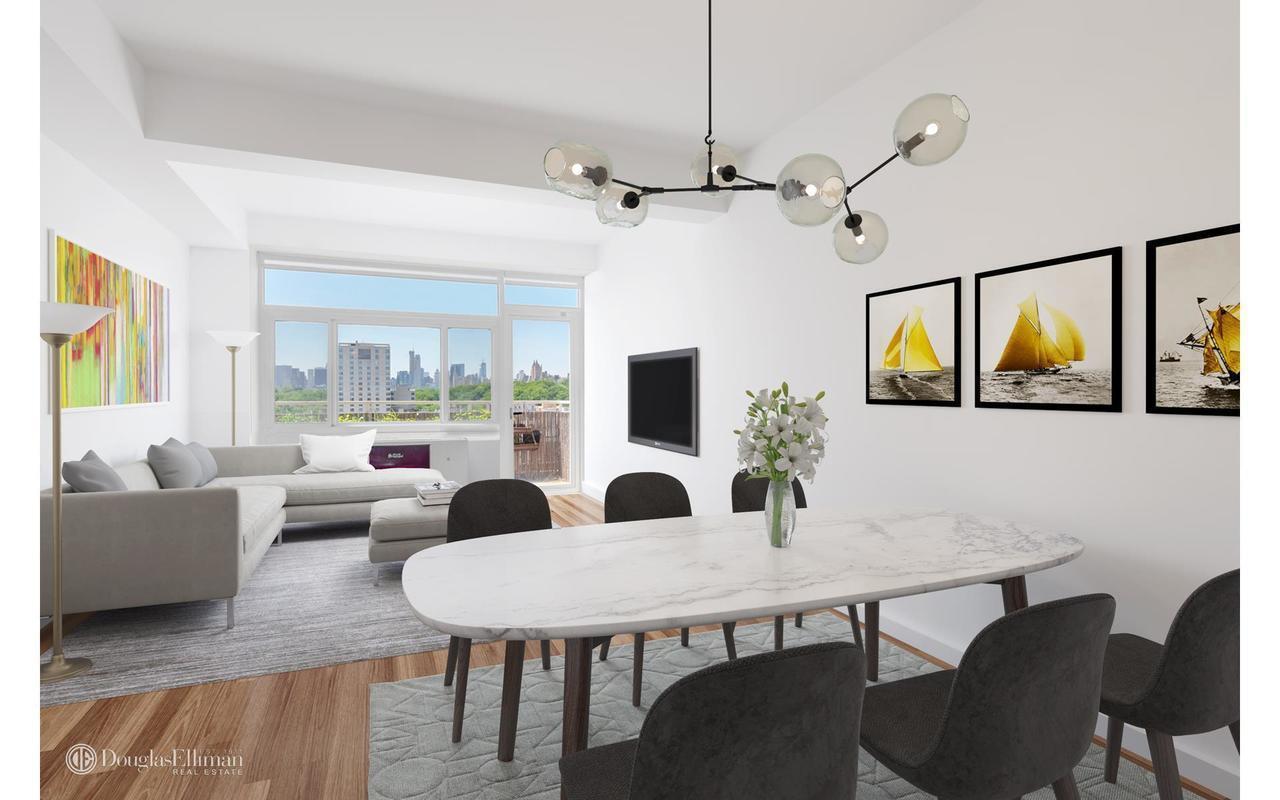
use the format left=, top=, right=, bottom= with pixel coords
left=40, top=137, right=191, bottom=484
left=583, top=0, right=1239, bottom=792
left=188, top=247, right=258, bottom=446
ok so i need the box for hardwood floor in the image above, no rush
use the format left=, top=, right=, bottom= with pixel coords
left=39, top=493, right=1228, bottom=800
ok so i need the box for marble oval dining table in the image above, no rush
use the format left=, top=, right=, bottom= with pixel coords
left=402, top=507, right=1084, bottom=780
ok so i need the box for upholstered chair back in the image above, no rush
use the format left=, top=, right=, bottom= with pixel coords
left=729, top=471, right=808, bottom=513
left=628, top=642, right=865, bottom=800
left=604, top=472, right=692, bottom=523
left=1136, top=569, right=1240, bottom=734
left=928, top=594, right=1116, bottom=800
left=447, top=479, right=551, bottom=542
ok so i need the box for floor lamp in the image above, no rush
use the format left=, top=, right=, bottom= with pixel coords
left=41, top=301, right=113, bottom=683
left=207, top=331, right=259, bottom=446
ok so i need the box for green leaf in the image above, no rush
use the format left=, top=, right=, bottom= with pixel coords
left=745, top=390, right=755, bottom=399
left=781, top=381, right=789, bottom=395
left=816, top=390, right=826, bottom=400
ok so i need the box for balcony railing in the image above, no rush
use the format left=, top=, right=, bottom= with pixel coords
left=514, top=402, right=571, bottom=484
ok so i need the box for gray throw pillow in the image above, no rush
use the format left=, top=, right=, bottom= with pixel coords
left=62, top=450, right=127, bottom=493
left=148, top=439, right=204, bottom=489
left=185, top=441, right=218, bottom=486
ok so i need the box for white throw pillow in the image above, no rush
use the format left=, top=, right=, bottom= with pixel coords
left=295, top=430, right=378, bottom=474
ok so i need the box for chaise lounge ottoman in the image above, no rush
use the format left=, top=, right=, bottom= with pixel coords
left=369, top=497, right=450, bottom=566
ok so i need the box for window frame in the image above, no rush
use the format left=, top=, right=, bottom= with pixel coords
left=256, top=253, right=582, bottom=455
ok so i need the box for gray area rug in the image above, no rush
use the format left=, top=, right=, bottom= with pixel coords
left=369, top=613, right=1191, bottom=800
left=42, top=527, right=449, bottom=707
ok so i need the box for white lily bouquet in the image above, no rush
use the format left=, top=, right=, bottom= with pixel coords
left=734, top=382, right=829, bottom=547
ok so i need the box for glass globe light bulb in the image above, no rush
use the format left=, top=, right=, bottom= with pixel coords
left=893, top=94, right=970, bottom=166
left=774, top=153, right=846, bottom=226
left=544, top=141, right=613, bottom=199
left=689, top=143, right=740, bottom=193
left=595, top=183, right=648, bottom=228
left=833, top=210, right=888, bottom=264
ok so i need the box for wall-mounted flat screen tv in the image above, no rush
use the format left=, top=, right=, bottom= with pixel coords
left=628, top=348, right=699, bottom=456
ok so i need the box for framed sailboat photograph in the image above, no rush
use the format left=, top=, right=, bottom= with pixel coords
left=975, top=247, right=1122, bottom=412
left=866, top=277, right=960, bottom=407
left=1146, top=224, right=1240, bottom=416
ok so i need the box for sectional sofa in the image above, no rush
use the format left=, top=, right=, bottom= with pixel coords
left=39, top=444, right=443, bottom=628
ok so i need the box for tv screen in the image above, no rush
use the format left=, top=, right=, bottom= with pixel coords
left=628, top=348, right=698, bottom=455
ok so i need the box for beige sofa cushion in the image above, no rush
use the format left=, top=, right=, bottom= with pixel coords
left=370, top=498, right=450, bottom=543
left=209, top=467, right=445, bottom=507
left=236, top=485, right=288, bottom=552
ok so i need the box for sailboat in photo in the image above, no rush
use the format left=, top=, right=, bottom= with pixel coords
left=993, top=292, right=1085, bottom=375
left=883, top=306, right=943, bottom=375
left=1178, top=298, right=1240, bottom=387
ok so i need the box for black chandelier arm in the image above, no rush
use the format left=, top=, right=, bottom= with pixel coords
left=846, top=152, right=901, bottom=194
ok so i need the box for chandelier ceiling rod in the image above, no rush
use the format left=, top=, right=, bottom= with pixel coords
left=541, top=0, right=971, bottom=263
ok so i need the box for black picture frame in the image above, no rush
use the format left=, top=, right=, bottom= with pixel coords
left=865, top=277, right=961, bottom=407
left=1145, top=224, right=1240, bottom=417
left=974, top=247, right=1123, bottom=412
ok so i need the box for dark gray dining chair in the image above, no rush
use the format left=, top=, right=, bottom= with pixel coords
left=860, top=594, right=1115, bottom=800
left=559, top=641, right=866, bottom=800
left=441, top=479, right=553, bottom=744
left=1101, top=569, right=1239, bottom=800
left=604, top=472, right=741, bottom=706
left=729, top=471, right=824, bottom=649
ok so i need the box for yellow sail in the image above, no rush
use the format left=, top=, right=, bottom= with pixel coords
left=883, top=317, right=905, bottom=369
left=1203, top=304, right=1241, bottom=375
left=995, top=293, right=1048, bottom=372
left=1045, top=304, right=1086, bottom=361
left=995, top=311, right=1044, bottom=371
left=1041, top=334, right=1069, bottom=367
left=903, top=307, right=944, bottom=373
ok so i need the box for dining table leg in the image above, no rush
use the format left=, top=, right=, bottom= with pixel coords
left=1000, top=575, right=1029, bottom=613
left=497, top=641, right=524, bottom=763
left=864, top=602, right=880, bottom=682
left=562, top=637, right=594, bottom=760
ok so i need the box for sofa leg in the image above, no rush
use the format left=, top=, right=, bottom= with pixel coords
left=226, top=598, right=235, bottom=630
left=273, top=530, right=283, bottom=546
left=372, top=565, right=381, bottom=587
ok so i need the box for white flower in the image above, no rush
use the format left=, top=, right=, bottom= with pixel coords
left=786, top=441, right=805, bottom=459
left=762, top=420, right=779, bottom=437
left=755, top=389, right=771, bottom=407
left=773, top=456, right=792, bottom=472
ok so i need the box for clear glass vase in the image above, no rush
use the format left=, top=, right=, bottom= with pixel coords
left=764, top=479, right=797, bottom=548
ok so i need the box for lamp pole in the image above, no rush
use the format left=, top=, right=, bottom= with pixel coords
left=227, top=345, right=240, bottom=446
left=41, top=332, right=91, bottom=682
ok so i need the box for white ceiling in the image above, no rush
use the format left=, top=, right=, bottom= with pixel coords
left=96, top=0, right=981, bottom=153
left=43, top=1, right=983, bottom=253
left=167, top=161, right=631, bottom=245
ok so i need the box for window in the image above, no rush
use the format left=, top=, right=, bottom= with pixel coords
left=265, top=268, right=498, bottom=315
left=260, top=258, right=581, bottom=456
left=504, top=282, right=579, bottom=308
left=273, top=321, right=328, bottom=423
left=336, top=324, right=441, bottom=423
left=447, top=328, right=492, bottom=421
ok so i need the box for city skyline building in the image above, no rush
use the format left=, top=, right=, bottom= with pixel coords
left=337, top=341, right=391, bottom=415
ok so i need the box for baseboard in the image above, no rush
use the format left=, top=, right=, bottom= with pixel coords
left=873, top=611, right=1239, bottom=799
left=580, top=480, right=606, bottom=502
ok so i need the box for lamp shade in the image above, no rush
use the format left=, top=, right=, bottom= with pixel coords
left=40, top=302, right=113, bottom=336
left=208, top=330, right=260, bottom=348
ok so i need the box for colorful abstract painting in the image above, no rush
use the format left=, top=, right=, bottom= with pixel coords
left=53, top=234, right=170, bottom=408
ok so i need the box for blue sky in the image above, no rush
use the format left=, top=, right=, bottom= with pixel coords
left=275, top=319, right=569, bottom=378
left=269, top=270, right=574, bottom=378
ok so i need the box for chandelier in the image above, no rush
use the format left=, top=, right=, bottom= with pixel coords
left=541, top=0, right=970, bottom=264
